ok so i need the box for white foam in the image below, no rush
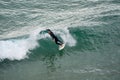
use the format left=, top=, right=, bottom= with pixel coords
left=0, top=34, right=39, bottom=61
left=0, top=39, right=37, bottom=61
left=0, top=40, right=28, bottom=61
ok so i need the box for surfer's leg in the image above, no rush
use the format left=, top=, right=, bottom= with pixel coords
left=55, top=38, right=63, bottom=45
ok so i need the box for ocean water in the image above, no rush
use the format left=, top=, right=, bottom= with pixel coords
left=0, top=0, right=120, bottom=80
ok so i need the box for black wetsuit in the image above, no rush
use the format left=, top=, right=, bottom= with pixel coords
left=48, top=31, right=63, bottom=45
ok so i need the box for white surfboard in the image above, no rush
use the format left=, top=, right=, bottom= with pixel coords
left=59, top=43, right=65, bottom=50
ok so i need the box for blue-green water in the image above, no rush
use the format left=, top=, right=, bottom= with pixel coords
left=0, top=0, right=120, bottom=80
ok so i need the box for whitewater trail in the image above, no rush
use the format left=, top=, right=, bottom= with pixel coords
left=0, top=27, right=76, bottom=61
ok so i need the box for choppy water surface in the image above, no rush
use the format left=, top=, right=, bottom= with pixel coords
left=0, top=0, right=120, bottom=80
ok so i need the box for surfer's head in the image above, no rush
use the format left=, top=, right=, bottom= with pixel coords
left=46, top=29, right=51, bottom=33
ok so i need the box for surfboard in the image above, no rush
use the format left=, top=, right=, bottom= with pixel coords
left=59, top=43, right=65, bottom=50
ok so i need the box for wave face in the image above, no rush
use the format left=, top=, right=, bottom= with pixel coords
left=0, top=0, right=120, bottom=80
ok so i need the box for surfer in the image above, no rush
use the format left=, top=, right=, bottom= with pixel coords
left=39, top=29, right=65, bottom=50
left=46, top=29, right=63, bottom=46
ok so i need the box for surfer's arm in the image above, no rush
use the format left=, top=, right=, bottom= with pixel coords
left=39, top=30, right=48, bottom=34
